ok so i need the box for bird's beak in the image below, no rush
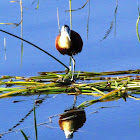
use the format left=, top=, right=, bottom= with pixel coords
left=65, top=29, right=71, bottom=41
left=66, top=32, right=71, bottom=41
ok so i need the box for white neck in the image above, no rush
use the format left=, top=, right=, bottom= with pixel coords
left=59, top=31, right=71, bottom=49
left=61, top=31, right=68, bottom=39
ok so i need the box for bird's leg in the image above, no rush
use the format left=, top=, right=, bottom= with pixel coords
left=69, top=57, right=72, bottom=72
left=62, top=56, right=75, bottom=82
left=71, top=55, right=75, bottom=81
left=62, top=57, right=72, bottom=83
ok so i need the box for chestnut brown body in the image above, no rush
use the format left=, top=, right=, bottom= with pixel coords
left=55, top=30, right=83, bottom=56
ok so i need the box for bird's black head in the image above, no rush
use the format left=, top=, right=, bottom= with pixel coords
left=64, top=25, right=69, bottom=28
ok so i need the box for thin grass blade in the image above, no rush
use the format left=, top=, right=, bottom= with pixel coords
left=0, top=22, right=18, bottom=26
left=114, top=0, right=118, bottom=37
left=57, top=8, right=60, bottom=33
left=35, top=0, right=39, bottom=10
left=20, top=130, right=28, bottom=140
left=87, top=0, right=90, bottom=40
left=136, top=16, right=140, bottom=42
left=4, top=38, right=6, bottom=61
left=65, top=0, right=89, bottom=12
left=101, top=20, right=114, bottom=41
left=33, top=104, right=38, bottom=140
left=20, top=0, right=24, bottom=67
left=0, top=89, right=26, bottom=98
left=136, top=5, right=140, bottom=42
left=101, top=0, right=118, bottom=41
left=69, top=0, right=72, bottom=30
left=138, top=4, right=140, bottom=16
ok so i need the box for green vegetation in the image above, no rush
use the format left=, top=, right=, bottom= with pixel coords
left=0, top=69, right=140, bottom=108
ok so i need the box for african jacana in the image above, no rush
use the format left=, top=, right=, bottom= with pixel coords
left=55, top=25, right=83, bottom=81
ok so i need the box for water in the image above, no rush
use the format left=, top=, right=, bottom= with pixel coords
left=0, top=0, right=140, bottom=139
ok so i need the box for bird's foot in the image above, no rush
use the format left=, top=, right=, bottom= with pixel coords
left=56, top=76, right=77, bottom=84
left=70, top=75, right=77, bottom=82
left=56, top=77, right=72, bottom=85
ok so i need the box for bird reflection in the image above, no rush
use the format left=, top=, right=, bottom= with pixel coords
left=59, top=108, right=86, bottom=139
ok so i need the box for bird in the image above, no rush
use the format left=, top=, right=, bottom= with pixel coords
left=55, top=25, right=83, bottom=81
